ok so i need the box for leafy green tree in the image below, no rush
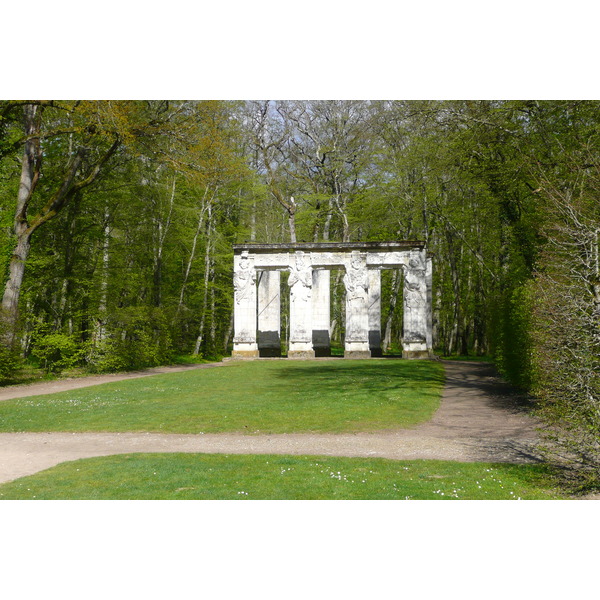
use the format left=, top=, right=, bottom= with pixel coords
left=0, top=101, right=154, bottom=345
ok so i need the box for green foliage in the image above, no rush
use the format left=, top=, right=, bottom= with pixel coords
left=527, top=223, right=600, bottom=489
left=0, top=343, right=20, bottom=382
left=86, top=307, right=174, bottom=373
left=489, top=284, right=534, bottom=390
left=0, top=454, right=563, bottom=500
left=31, top=332, right=84, bottom=374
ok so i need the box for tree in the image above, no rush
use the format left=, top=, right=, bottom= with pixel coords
left=243, top=101, right=299, bottom=242
left=0, top=102, right=152, bottom=342
left=275, top=100, right=375, bottom=242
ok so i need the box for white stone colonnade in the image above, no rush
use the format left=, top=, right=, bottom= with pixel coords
left=232, top=242, right=433, bottom=359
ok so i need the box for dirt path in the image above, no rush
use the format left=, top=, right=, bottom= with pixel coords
left=0, top=362, right=225, bottom=402
left=0, top=360, right=543, bottom=484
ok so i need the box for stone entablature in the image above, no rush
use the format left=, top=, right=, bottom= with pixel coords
left=232, top=242, right=433, bottom=359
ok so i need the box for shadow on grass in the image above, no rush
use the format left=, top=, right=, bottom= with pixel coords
left=478, top=440, right=546, bottom=464
left=266, top=360, right=445, bottom=395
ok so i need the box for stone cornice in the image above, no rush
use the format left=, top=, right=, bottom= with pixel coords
left=233, top=241, right=426, bottom=254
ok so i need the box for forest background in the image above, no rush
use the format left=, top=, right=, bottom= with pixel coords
left=1, top=99, right=599, bottom=486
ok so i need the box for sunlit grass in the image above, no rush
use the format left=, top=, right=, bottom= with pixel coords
left=0, top=359, right=445, bottom=434
left=440, top=355, right=492, bottom=362
left=0, top=453, right=564, bottom=500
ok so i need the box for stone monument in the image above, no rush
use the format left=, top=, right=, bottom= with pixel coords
left=231, top=241, right=433, bottom=359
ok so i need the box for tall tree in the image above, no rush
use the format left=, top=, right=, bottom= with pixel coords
left=1, top=101, right=121, bottom=345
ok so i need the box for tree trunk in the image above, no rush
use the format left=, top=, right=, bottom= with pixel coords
left=288, top=209, right=297, bottom=243
left=223, top=311, right=234, bottom=353
left=193, top=204, right=215, bottom=355
left=93, top=205, right=111, bottom=344
left=153, top=175, right=176, bottom=308
left=2, top=234, right=32, bottom=346
left=176, top=186, right=211, bottom=318
left=1, top=105, right=41, bottom=346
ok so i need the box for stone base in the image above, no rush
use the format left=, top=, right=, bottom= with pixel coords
left=288, top=350, right=316, bottom=360
left=258, top=347, right=281, bottom=358
left=368, top=331, right=382, bottom=357
left=344, top=350, right=372, bottom=359
left=258, top=331, right=281, bottom=353
left=313, top=347, right=331, bottom=357
left=231, top=349, right=260, bottom=359
left=402, top=350, right=432, bottom=360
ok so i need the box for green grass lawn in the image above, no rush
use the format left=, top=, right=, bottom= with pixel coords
left=0, top=453, right=564, bottom=500
left=0, top=359, right=445, bottom=434
left=440, top=355, right=492, bottom=362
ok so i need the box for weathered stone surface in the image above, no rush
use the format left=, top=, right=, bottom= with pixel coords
left=232, top=242, right=433, bottom=360
left=343, top=252, right=369, bottom=354
left=344, top=350, right=372, bottom=359
left=288, top=252, right=314, bottom=356
left=288, top=350, right=316, bottom=359
left=231, top=349, right=260, bottom=359
left=402, top=249, right=429, bottom=356
left=234, top=241, right=425, bottom=253
left=233, top=252, right=258, bottom=356
left=426, top=256, right=433, bottom=351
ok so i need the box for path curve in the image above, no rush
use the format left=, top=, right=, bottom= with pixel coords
left=0, top=360, right=542, bottom=484
left=0, top=362, right=225, bottom=402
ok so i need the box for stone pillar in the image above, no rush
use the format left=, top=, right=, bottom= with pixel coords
left=402, top=249, right=430, bottom=359
left=343, top=251, right=371, bottom=359
left=312, top=269, right=331, bottom=357
left=257, top=270, right=281, bottom=357
left=232, top=251, right=259, bottom=358
left=426, top=256, right=433, bottom=353
left=368, top=269, right=382, bottom=357
left=287, top=251, right=315, bottom=359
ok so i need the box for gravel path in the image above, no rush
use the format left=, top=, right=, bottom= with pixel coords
left=0, top=360, right=542, bottom=484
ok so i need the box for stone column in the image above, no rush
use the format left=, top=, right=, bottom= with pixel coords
left=402, top=249, right=430, bottom=359
left=232, top=251, right=259, bottom=358
left=287, top=251, right=315, bottom=359
left=343, top=251, right=371, bottom=359
left=368, top=269, right=382, bottom=357
left=426, top=256, right=433, bottom=353
left=311, top=269, right=331, bottom=357
left=257, top=270, right=281, bottom=357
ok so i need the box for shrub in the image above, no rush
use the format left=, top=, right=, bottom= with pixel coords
left=86, top=307, right=174, bottom=373
left=526, top=167, right=600, bottom=491
left=0, top=343, right=21, bottom=382
left=529, top=244, right=600, bottom=491
left=489, top=283, right=534, bottom=390
left=32, top=333, right=84, bottom=374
